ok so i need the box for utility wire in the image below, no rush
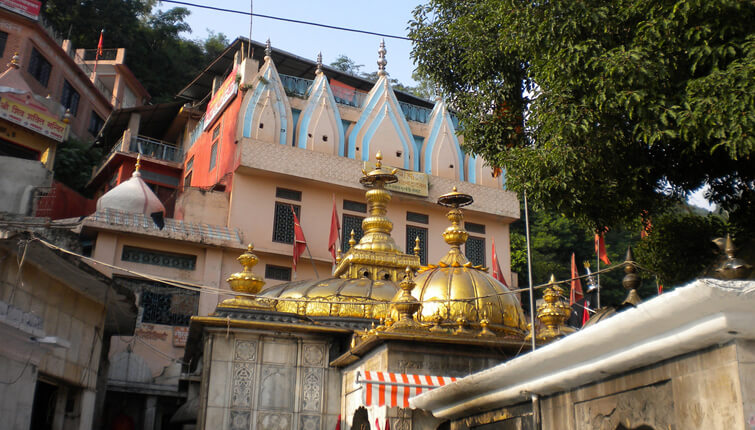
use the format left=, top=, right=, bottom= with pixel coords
left=159, top=0, right=413, bottom=41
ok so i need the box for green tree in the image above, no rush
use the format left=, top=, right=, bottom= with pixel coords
left=329, top=55, right=364, bottom=75
left=53, top=138, right=102, bottom=195
left=202, top=31, right=230, bottom=62
left=409, top=0, right=755, bottom=233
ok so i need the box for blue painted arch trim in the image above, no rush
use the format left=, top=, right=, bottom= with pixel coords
left=296, top=75, right=345, bottom=155
left=423, top=104, right=465, bottom=179
left=242, top=64, right=290, bottom=146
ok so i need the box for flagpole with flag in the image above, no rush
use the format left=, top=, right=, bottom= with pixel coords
left=491, top=238, right=509, bottom=287
left=570, top=252, right=583, bottom=306
left=594, top=232, right=611, bottom=308
left=93, top=29, right=104, bottom=76
left=328, top=194, right=341, bottom=267
left=291, top=205, right=318, bottom=279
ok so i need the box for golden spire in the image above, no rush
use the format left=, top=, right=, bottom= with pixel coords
left=133, top=154, right=142, bottom=177
left=527, top=274, right=571, bottom=342
left=437, top=186, right=474, bottom=266
left=8, top=52, right=20, bottom=69
left=348, top=230, right=356, bottom=247
left=413, top=236, right=421, bottom=257
left=220, top=244, right=273, bottom=309
left=387, top=267, right=422, bottom=332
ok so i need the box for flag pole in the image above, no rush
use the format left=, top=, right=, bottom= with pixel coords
left=304, top=243, right=320, bottom=279
left=523, top=190, right=536, bottom=352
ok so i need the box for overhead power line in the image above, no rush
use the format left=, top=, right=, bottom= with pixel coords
left=159, top=0, right=413, bottom=41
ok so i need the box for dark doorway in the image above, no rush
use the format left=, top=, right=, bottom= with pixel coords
left=0, top=137, right=40, bottom=160
left=352, top=406, right=371, bottom=430
left=30, top=380, right=58, bottom=430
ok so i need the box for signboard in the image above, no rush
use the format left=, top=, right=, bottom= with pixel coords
left=173, top=326, right=189, bottom=347
left=204, top=66, right=239, bottom=131
left=363, top=161, right=429, bottom=197
left=0, top=0, right=41, bottom=20
left=0, top=95, right=68, bottom=142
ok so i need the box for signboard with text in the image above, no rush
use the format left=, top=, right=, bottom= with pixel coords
left=363, top=161, right=429, bottom=197
left=0, top=0, right=41, bottom=20
left=173, top=326, right=189, bottom=347
left=0, top=95, right=68, bottom=142
left=204, top=67, right=239, bottom=131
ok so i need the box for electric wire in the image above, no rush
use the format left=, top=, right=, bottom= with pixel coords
left=159, top=0, right=413, bottom=41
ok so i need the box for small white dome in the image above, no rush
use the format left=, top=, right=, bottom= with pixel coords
left=96, top=158, right=165, bottom=217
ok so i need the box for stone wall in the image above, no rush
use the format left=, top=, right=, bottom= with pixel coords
left=0, top=156, right=52, bottom=214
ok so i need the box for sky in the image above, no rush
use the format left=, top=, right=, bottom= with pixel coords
left=157, top=0, right=423, bottom=85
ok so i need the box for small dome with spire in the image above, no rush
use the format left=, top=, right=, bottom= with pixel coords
left=95, top=155, right=166, bottom=226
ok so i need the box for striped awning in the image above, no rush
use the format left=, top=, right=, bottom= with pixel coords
left=358, top=371, right=458, bottom=408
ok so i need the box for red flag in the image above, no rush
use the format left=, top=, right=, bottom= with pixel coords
left=97, top=29, right=104, bottom=57
left=570, top=252, right=583, bottom=305
left=328, top=195, right=340, bottom=263
left=385, top=418, right=390, bottom=430
left=291, top=206, right=307, bottom=275
left=594, top=233, right=611, bottom=265
left=491, top=238, right=508, bottom=287
left=334, top=414, right=341, bottom=430
left=658, top=284, right=663, bottom=295
left=582, top=304, right=590, bottom=325
left=375, top=418, right=381, bottom=430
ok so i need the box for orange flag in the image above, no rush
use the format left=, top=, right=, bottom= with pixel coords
left=291, top=206, right=307, bottom=276
left=594, top=233, right=611, bottom=265
left=328, top=196, right=340, bottom=263
left=491, top=238, right=508, bottom=287
left=570, top=252, right=583, bottom=305
left=94, top=29, right=104, bottom=73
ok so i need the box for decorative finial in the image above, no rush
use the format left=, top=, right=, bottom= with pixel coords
left=621, top=246, right=641, bottom=306
left=414, top=236, right=421, bottom=256
left=265, top=38, right=272, bottom=58
left=436, top=187, right=474, bottom=266
left=336, top=246, right=342, bottom=264
left=387, top=267, right=422, bottom=332
left=8, top=52, right=20, bottom=69
left=349, top=230, right=356, bottom=247
left=221, top=243, right=272, bottom=309
left=527, top=274, right=571, bottom=342
left=715, top=234, right=752, bottom=280
left=133, top=154, right=142, bottom=177
left=62, top=109, right=72, bottom=124
left=377, top=39, right=387, bottom=76
left=316, top=52, right=323, bottom=74
left=478, top=311, right=495, bottom=337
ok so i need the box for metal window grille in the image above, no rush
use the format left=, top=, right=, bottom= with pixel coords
left=0, top=32, right=7, bottom=57
left=140, top=289, right=198, bottom=326
left=341, top=214, right=364, bottom=252
left=272, top=202, right=300, bottom=244
left=343, top=200, right=367, bottom=213
left=88, top=111, right=104, bottom=135
left=406, top=225, right=428, bottom=265
left=465, top=236, right=486, bottom=266
left=275, top=187, right=302, bottom=201
left=265, top=265, right=292, bottom=281
left=186, top=156, right=194, bottom=171
left=406, top=212, right=429, bottom=224
left=212, top=124, right=221, bottom=140
left=121, top=246, right=197, bottom=270
left=184, top=171, right=192, bottom=187
left=61, top=80, right=79, bottom=116
left=465, top=222, right=486, bottom=234
left=28, top=48, right=51, bottom=87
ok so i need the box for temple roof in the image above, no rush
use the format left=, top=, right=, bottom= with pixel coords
left=95, top=155, right=166, bottom=222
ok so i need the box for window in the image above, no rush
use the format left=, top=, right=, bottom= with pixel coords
left=212, top=124, right=221, bottom=140
left=60, top=80, right=80, bottom=116
left=28, top=48, right=51, bottom=87
left=184, top=171, right=192, bottom=187
left=0, top=32, right=7, bottom=57
left=117, top=277, right=199, bottom=327
left=209, top=142, right=218, bottom=170
left=265, top=265, right=292, bottom=281
left=465, top=236, right=486, bottom=266
left=184, top=156, right=194, bottom=187
left=406, top=211, right=429, bottom=224
left=343, top=200, right=367, bottom=213
left=186, top=156, right=194, bottom=171
left=341, top=213, right=364, bottom=253
left=272, top=202, right=300, bottom=244
left=88, top=111, right=104, bottom=135
left=465, top=222, right=486, bottom=234
left=276, top=187, right=302, bottom=201
left=121, top=246, right=197, bottom=270
left=406, top=225, right=428, bottom=265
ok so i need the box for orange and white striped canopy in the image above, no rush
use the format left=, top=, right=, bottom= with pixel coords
left=358, top=371, right=458, bottom=408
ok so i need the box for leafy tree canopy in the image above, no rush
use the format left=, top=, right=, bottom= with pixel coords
left=410, top=0, right=754, bottom=233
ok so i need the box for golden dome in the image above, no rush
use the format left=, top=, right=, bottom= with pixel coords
left=407, top=188, right=527, bottom=338
left=260, top=277, right=397, bottom=319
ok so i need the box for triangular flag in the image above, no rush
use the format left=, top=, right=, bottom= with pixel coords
left=658, top=284, right=663, bottom=295
left=570, top=252, right=583, bottom=305
left=94, top=29, right=104, bottom=73
left=491, top=238, right=508, bottom=287
left=594, top=233, right=611, bottom=265
left=334, top=414, right=341, bottom=430
left=291, top=205, right=307, bottom=276
left=328, top=195, right=341, bottom=263
left=375, top=418, right=381, bottom=430
left=385, top=418, right=390, bottom=430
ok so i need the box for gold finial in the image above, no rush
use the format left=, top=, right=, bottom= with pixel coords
left=388, top=267, right=422, bottom=332
left=316, top=52, right=323, bottom=74
left=715, top=234, right=752, bottom=280
left=265, top=38, right=272, bottom=58
left=135, top=153, right=142, bottom=171
left=454, top=316, right=471, bottom=335
left=349, top=230, right=356, bottom=247
left=528, top=274, right=571, bottom=342
left=377, top=39, right=387, bottom=76
left=62, top=109, right=72, bottom=124
left=436, top=187, right=474, bottom=266
left=335, top=246, right=342, bottom=264
left=220, top=243, right=272, bottom=309
left=8, top=52, right=20, bottom=69
left=478, top=311, right=495, bottom=337
left=622, top=246, right=641, bottom=306
left=414, top=236, right=421, bottom=256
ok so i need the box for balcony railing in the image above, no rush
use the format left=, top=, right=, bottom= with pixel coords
left=279, top=74, right=312, bottom=98
left=186, top=114, right=205, bottom=150
left=130, top=136, right=183, bottom=163
left=398, top=101, right=433, bottom=124
left=81, top=49, right=119, bottom=61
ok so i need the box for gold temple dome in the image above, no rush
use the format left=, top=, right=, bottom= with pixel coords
left=408, top=188, right=527, bottom=338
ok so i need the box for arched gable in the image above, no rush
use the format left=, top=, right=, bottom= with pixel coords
left=296, top=72, right=344, bottom=155
left=421, top=99, right=464, bottom=180
left=241, top=56, right=293, bottom=146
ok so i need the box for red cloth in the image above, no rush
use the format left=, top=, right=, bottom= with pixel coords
left=658, top=284, right=663, bottom=295
left=582, top=302, right=590, bottom=326
left=491, top=238, right=508, bottom=287
left=570, top=252, right=583, bottom=305
left=97, top=29, right=104, bottom=56
left=594, top=233, right=611, bottom=265
left=335, top=414, right=341, bottom=430
left=328, top=196, right=340, bottom=263
left=375, top=418, right=381, bottom=430
left=291, top=206, right=307, bottom=274
left=385, top=418, right=390, bottom=430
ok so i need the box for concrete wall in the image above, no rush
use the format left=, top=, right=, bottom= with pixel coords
left=200, top=329, right=342, bottom=430
left=0, top=155, right=52, bottom=214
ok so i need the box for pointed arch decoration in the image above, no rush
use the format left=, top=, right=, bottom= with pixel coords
left=466, top=154, right=504, bottom=188
left=346, top=75, right=417, bottom=170
left=296, top=72, right=345, bottom=155
left=241, top=56, right=293, bottom=147
left=420, top=98, right=464, bottom=180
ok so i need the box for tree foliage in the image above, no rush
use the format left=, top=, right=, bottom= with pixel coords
left=329, top=55, right=434, bottom=99
left=53, top=138, right=102, bottom=195
left=410, top=0, right=754, bottom=232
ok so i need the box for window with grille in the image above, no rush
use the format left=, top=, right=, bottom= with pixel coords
left=0, top=32, right=8, bottom=58
left=60, top=80, right=79, bottom=116
left=116, top=277, right=199, bottom=327
left=28, top=48, right=51, bottom=87
left=406, top=225, right=428, bottom=265
left=276, top=187, right=302, bottom=201
left=343, top=200, right=367, bottom=213
left=88, top=111, right=104, bottom=135
left=272, top=202, right=300, bottom=243
left=465, top=236, right=486, bottom=266
left=265, top=265, right=292, bottom=281
left=406, top=211, right=429, bottom=224
left=121, top=246, right=197, bottom=270
left=341, top=214, right=364, bottom=253
left=465, top=222, right=486, bottom=234
left=209, top=142, right=218, bottom=170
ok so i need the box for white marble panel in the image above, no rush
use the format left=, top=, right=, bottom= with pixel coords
left=259, top=365, right=295, bottom=410
left=234, top=339, right=258, bottom=362
left=204, top=406, right=227, bottom=429
left=207, top=360, right=231, bottom=408
left=257, top=411, right=293, bottom=430
left=261, top=340, right=296, bottom=364
left=302, top=343, right=326, bottom=367
left=301, top=367, right=323, bottom=412
left=211, top=336, right=234, bottom=362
